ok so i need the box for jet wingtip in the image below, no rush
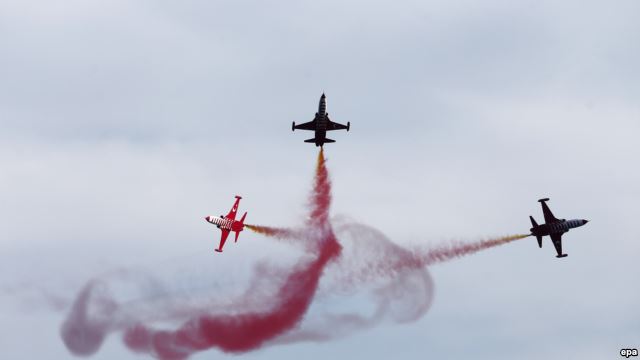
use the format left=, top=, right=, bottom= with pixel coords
left=556, top=254, right=568, bottom=258
left=214, top=249, right=223, bottom=253
left=538, top=198, right=550, bottom=203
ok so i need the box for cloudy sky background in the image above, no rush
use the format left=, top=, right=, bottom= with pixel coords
left=1, top=0, right=639, bottom=359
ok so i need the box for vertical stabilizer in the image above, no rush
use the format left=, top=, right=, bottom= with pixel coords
left=529, top=216, right=542, bottom=248
left=529, top=215, right=538, bottom=227
left=235, top=212, right=247, bottom=243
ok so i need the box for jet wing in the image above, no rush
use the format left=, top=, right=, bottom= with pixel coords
left=217, top=229, right=230, bottom=252
left=326, top=116, right=349, bottom=131
left=226, top=197, right=241, bottom=220
left=550, top=233, right=566, bottom=257
left=293, top=119, right=317, bottom=131
left=541, top=201, right=559, bottom=224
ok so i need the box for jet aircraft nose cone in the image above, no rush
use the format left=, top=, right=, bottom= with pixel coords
left=583, top=219, right=589, bottom=224
left=205, top=216, right=210, bottom=221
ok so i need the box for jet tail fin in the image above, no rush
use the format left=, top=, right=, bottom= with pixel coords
left=529, top=216, right=542, bottom=248
left=235, top=212, right=247, bottom=243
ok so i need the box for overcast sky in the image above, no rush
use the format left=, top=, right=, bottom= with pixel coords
left=1, top=1, right=639, bottom=359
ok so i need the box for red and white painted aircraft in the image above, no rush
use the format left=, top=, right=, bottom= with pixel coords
left=204, top=195, right=247, bottom=252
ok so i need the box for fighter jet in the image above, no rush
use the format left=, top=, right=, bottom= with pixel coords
left=529, top=198, right=588, bottom=258
left=292, top=93, right=350, bottom=147
left=204, top=195, right=247, bottom=253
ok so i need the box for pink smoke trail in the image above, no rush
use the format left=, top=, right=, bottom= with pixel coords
left=60, top=149, right=527, bottom=358
left=61, top=149, right=342, bottom=359
left=259, top=222, right=527, bottom=345
left=419, top=234, right=530, bottom=265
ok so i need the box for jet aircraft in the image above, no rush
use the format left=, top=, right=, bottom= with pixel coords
left=205, top=195, right=247, bottom=252
left=292, top=93, right=350, bottom=147
left=529, top=198, right=588, bottom=258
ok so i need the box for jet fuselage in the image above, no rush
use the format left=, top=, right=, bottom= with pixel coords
left=205, top=215, right=244, bottom=232
left=530, top=219, right=588, bottom=237
left=318, top=93, right=327, bottom=117
left=312, top=94, right=329, bottom=146
left=528, top=198, right=589, bottom=258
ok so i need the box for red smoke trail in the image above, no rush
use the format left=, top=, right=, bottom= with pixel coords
left=120, top=150, right=341, bottom=358
left=60, top=280, right=115, bottom=356
left=255, top=223, right=526, bottom=343
left=245, top=149, right=331, bottom=246
left=258, top=225, right=527, bottom=345
left=309, top=149, right=331, bottom=226
left=61, top=149, right=341, bottom=359
left=60, top=149, right=527, bottom=358
left=268, top=221, right=435, bottom=345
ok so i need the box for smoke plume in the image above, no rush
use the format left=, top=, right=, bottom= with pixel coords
left=60, top=149, right=527, bottom=359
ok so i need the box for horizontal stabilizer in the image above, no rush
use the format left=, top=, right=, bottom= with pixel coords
left=536, top=235, right=543, bottom=248
left=304, top=138, right=335, bottom=143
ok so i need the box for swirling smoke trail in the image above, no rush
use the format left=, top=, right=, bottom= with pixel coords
left=60, top=149, right=527, bottom=359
